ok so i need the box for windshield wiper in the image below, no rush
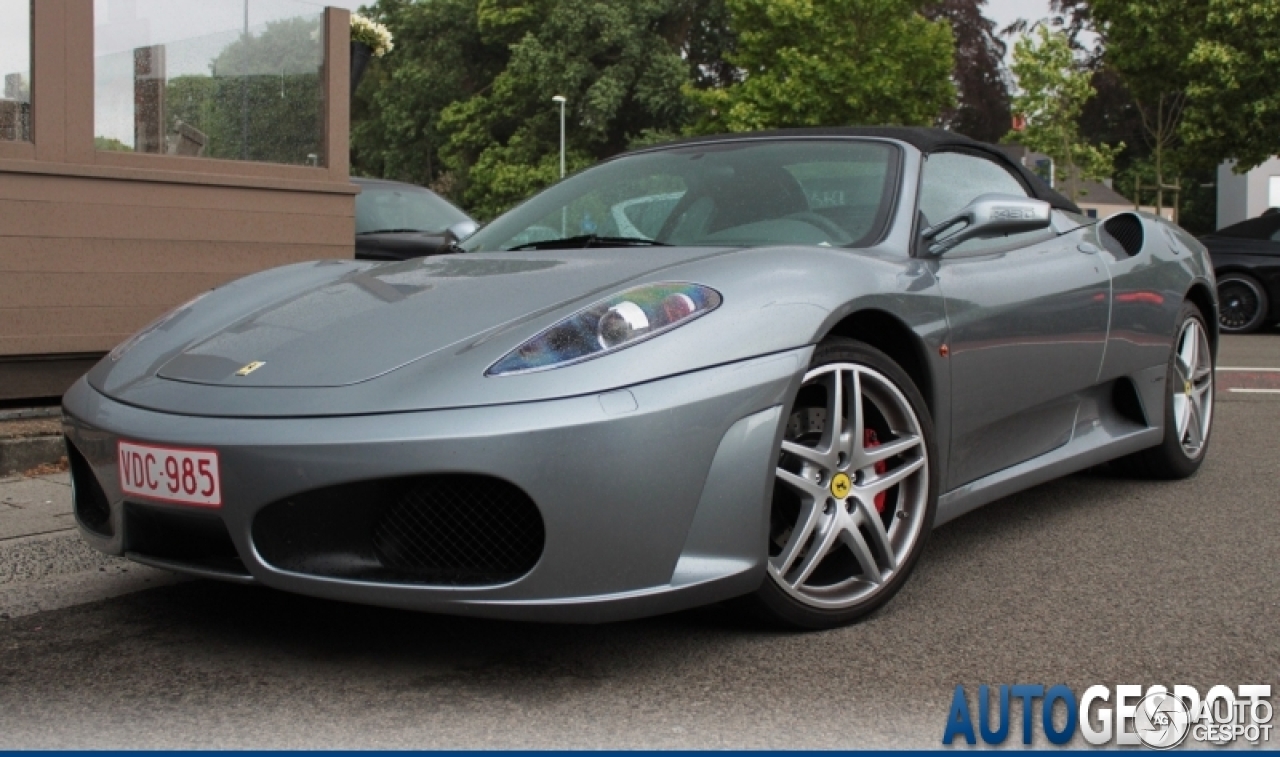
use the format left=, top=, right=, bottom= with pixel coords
left=357, top=228, right=433, bottom=235
left=505, top=234, right=670, bottom=251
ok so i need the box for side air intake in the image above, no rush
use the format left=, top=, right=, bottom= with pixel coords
left=1099, top=213, right=1144, bottom=257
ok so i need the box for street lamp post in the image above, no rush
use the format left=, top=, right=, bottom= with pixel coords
left=552, top=95, right=566, bottom=179
left=552, top=95, right=567, bottom=236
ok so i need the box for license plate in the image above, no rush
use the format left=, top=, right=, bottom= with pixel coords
left=117, top=441, right=221, bottom=508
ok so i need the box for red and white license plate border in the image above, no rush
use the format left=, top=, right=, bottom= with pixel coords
left=116, top=440, right=222, bottom=508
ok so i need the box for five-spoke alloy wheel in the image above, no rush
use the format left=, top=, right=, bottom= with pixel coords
left=752, top=339, right=936, bottom=629
left=1119, top=302, right=1215, bottom=479
left=1172, top=315, right=1214, bottom=460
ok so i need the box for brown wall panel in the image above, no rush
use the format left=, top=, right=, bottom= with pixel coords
left=0, top=355, right=102, bottom=401
left=1, top=304, right=171, bottom=336
left=324, top=8, right=351, bottom=182
left=61, top=0, right=95, bottom=165
left=0, top=172, right=358, bottom=215
left=0, top=143, right=35, bottom=161
left=1, top=334, right=128, bottom=355
left=0, top=200, right=353, bottom=244
left=30, top=0, right=68, bottom=162
left=0, top=272, right=239, bottom=309
left=0, top=239, right=351, bottom=273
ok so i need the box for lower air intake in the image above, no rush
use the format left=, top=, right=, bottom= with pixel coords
left=67, top=438, right=112, bottom=536
left=371, top=475, right=544, bottom=585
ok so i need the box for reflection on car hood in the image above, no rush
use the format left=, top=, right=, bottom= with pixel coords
left=155, top=250, right=731, bottom=388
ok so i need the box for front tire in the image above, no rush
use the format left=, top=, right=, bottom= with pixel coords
left=1119, top=302, right=1215, bottom=479
left=749, top=339, right=938, bottom=630
left=1217, top=273, right=1268, bottom=333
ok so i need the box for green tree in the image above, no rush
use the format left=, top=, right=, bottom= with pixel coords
left=1006, top=25, right=1122, bottom=202
left=1181, top=0, right=1280, bottom=172
left=1090, top=0, right=1206, bottom=216
left=436, top=0, right=705, bottom=219
left=350, top=0, right=509, bottom=190
left=923, top=0, right=1012, bottom=144
left=685, top=0, right=955, bottom=133
left=93, top=136, right=133, bottom=152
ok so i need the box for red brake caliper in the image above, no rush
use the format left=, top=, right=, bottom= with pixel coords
left=864, top=429, right=888, bottom=513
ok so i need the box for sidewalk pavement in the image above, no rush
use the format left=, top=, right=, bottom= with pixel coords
left=0, top=469, right=76, bottom=542
left=0, top=411, right=65, bottom=477
left=0, top=470, right=182, bottom=619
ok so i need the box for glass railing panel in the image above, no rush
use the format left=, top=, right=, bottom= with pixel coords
left=0, top=0, right=32, bottom=143
left=94, top=0, right=327, bottom=166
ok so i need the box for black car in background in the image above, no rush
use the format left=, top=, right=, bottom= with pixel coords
left=354, top=177, right=478, bottom=261
left=1201, top=210, right=1280, bottom=333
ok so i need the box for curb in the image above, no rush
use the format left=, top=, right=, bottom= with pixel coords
left=0, top=435, right=65, bottom=476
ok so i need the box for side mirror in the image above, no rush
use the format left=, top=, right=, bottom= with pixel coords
left=447, top=219, right=479, bottom=243
left=921, top=193, right=1052, bottom=255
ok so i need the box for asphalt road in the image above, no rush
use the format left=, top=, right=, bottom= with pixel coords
left=1, top=334, right=1277, bottom=749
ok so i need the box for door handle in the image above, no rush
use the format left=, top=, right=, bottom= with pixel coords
left=1077, top=242, right=1100, bottom=254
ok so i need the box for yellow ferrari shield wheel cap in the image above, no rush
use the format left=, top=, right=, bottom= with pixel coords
left=830, top=472, right=852, bottom=499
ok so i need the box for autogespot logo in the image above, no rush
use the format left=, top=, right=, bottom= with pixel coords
left=1133, top=691, right=1190, bottom=749
left=942, top=684, right=1273, bottom=748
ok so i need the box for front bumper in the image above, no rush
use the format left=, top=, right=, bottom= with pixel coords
left=62, top=349, right=810, bottom=623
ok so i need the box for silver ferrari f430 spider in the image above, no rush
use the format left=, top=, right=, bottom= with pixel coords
left=63, top=128, right=1217, bottom=628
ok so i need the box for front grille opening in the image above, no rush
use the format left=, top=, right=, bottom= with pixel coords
left=372, top=476, right=545, bottom=585
left=252, top=474, right=545, bottom=586
left=124, top=503, right=247, bottom=576
left=67, top=437, right=112, bottom=536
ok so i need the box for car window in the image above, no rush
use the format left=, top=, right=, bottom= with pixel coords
left=918, top=151, right=1044, bottom=253
left=461, top=140, right=900, bottom=251
left=786, top=160, right=891, bottom=244
left=355, top=184, right=471, bottom=235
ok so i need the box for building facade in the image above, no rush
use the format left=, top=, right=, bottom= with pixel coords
left=1217, top=158, right=1280, bottom=230
left=0, top=0, right=356, bottom=401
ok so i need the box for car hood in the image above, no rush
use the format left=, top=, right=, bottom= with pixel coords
left=153, top=249, right=733, bottom=389
left=83, top=243, right=927, bottom=418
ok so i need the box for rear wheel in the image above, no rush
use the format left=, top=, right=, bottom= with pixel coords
left=749, top=339, right=937, bottom=629
left=1118, top=302, right=1214, bottom=479
left=1217, top=273, right=1268, bottom=333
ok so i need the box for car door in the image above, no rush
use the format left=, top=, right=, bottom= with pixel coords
left=920, top=151, right=1111, bottom=489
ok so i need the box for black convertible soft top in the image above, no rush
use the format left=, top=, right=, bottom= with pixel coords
left=642, top=126, right=1082, bottom=215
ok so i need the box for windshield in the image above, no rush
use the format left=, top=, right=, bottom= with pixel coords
left=461, top=139, right=900, bottom=252
left=355, top=183, right=471, bottom=235
left=1212, top=215, right=1280, bottom=241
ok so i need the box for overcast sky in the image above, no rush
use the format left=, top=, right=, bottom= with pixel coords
left=985, top=0, right=1053, bottom=37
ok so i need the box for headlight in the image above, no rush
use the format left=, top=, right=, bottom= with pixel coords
left=108, top=290, right=212, bottom=361
left=487, top=282, right=722, bottom=376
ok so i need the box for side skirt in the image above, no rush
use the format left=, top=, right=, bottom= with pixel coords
left=935, top=371, right=1165, bottom=526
